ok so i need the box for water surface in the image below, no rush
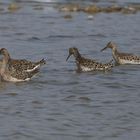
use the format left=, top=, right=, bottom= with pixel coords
left=0, top=0, right=140, bottom=140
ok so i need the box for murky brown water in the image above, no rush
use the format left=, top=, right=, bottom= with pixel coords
left=0, top=0, right=140, bottom=140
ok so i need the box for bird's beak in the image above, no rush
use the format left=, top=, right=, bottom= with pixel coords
left=100, top=46, right=108, bottom=52
left=66, top=53, right=71, bottom=61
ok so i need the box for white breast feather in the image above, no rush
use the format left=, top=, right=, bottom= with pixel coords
left=121, top=59, right=140, bottom=64
left=81, top=66, right=94, bottom=72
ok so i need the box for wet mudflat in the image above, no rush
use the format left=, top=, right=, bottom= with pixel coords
left=0, top=0, right=140, bottom=140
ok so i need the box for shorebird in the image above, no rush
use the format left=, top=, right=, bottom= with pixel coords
left=101, top=41, right=140, bottom=65
left=66, top=47, right=113, bottom=72
left=0, top=48, right=46, bottom=82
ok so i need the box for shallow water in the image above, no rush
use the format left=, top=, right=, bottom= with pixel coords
left=0, top=0, right=140, bottom=140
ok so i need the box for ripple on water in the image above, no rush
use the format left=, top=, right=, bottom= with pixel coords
left=5, top=92, right=18, bottom=96
left=0, top=0, right=140, bottom=140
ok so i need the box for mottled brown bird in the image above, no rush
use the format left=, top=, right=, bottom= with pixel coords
left=101, top=42, right=140, bottom=65
left=0, top=48, right=46, bottom=82
left=66, top=47, right=113, bottom=72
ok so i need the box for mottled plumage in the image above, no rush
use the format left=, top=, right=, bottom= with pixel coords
left=101, top=42, right=140, bottom=65
left=8, top=58, right=46, bottom=72
left=66, top=47, right=113, bottom=72
left=0, top=48, right=46, bottom=82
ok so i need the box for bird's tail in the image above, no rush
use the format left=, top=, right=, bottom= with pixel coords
left=104, top=59, right=114, bottom=70
left=38, top=58, right=46, bottom=65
